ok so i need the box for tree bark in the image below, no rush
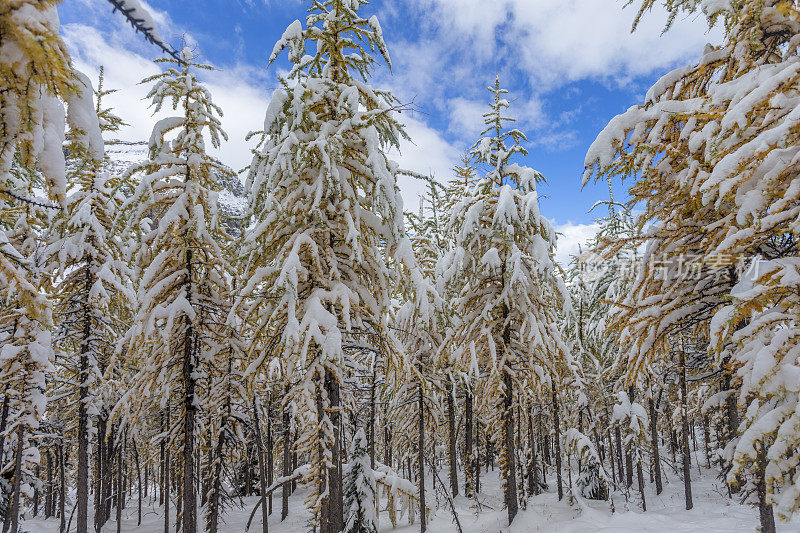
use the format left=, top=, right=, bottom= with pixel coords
left=648, top=397, right=663, bottom=495
left=253, top=396, right=270, bottom=533
left=757, top=443, right=776, bottom=533
left=637, top=459, right=646, bottom=511
left=6, top=426, right=24, bottom=533
left=553, top=391, right=563, bottom=501
left=281, top=386, right=290, bottom=522
left=165, top=407, right=171, bottom=533
left=680, top=348, right=693, bottom=510
left=502, top=370, right=518, bottom=523
left=266, top=396, right=274, bottom=515
left=418, top=379, right=426, bottom=533
left=183, top=302, right=197, bottom=533
left=76, top=266, right=93, bottom=533
left=464, top=388, right=474, bottom=497
left=446, top=378, right=458, bottom=497
left=60, top=442, right=66, bottom=533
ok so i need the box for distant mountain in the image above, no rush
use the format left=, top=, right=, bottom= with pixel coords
left=104, top=141, right=247, bottom=234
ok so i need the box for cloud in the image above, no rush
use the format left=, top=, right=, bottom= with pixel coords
left=391, top=114, right=463, bottom=211
left=418, top=0, right=721, bottom=88
left=553, top=221, right=601, bottom=266
left=62, top=22, right=269, bottom=172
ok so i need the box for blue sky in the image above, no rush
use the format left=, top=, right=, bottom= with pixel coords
left=58, top=0, right=721, bottom=261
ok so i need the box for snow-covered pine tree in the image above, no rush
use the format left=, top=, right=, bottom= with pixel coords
left=585, top=1, right=800, bottom=527
left=45, top=71, right=133, bottom=533
left=439, top=76, right=569, bottom=525
left=116, top=49, right=233, bottom=533
left=343, top=428, right=378, bottom=533
left=237, top=2, right=431, bottom=530
left=0, top=0, right=74, bottom=205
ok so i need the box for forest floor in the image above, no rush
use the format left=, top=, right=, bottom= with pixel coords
left=23, top=452, right=800, bottom=532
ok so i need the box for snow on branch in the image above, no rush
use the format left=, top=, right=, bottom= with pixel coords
left=106, top=0, right=183, bottom=63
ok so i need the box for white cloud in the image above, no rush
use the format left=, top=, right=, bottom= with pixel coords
left=62, top=24, right=268, bottom=173
left=391, top=114, right=463, bottom=211
left=553, top=221, right=601, bottom=266
left=413, top=0, right=720, bottom=88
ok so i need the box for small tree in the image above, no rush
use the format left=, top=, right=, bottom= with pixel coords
left=343, top=429, right=378, bottom=533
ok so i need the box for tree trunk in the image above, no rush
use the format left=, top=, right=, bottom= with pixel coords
left=134, top=441, right=143, bottom=526
left=183, top=311, right=197, bottom=533
left=6, top=426, right=24, bottom=533
left=281, top=386, right=290, bottom=521
left=553, top=391, right=563, bottom=501
left=266, top=396, right=274, bottom=515
left=607, top=428, right=616, bottom=485
left=446, top=378, right=458, bottom=497
left=369, top=368, right=376, bottom=470
left=614, top=426, right=624, bottom=484
left=464, top=389, right=474, bottom=497
left=637, top=459, right=646, bottom=511
left=527, top=406, right=539, bottom=495
left=502, top=370, right=518, bottom=523
left=703, top=415, right=711, bottom=468
left=648, top=397, right=663, bottom=495
left=60, top=443, right=66, bottom=533
left=47, top=449, right=54, bottom=519
left=116, top=446, right=122, bottom=533
left=418, top=380, right=426, bottom=533
left=757, top=443, right=776, bottom=533
left=253, top=396, right=270, bottom=533
left=680, top=348, right=693, bottom=510
left=165, top=407, right=171, bottom=533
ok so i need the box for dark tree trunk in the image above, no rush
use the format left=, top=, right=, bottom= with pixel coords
left=502, top=370, right=518, bottom=523
left=183, top=307, right=198, bottom=533
left=165, top=407, right=171, bottom=533
left=47, top=449, right=54, bottom=519
left=553, top=391, right=563, bottom=501
left=60, top=443, right=66, bottom=533
left=6, top=426, right=24, bottom=533
left=446, top=378, right=458, bottom=498
left=637, top=459, right=646, bottom=511
left=703, top=415, right=711, bottom=468
left=680, top=349, right=693, bottom=510
left=418, top=379, right=426, bottom=533
left=607, top=428, right=616, bottom=485
left=648, top=398, right=663, bottom=495
left=527, top=406, right=539, bottom=495
left=757, top=443, right=776, bottom=533
left=116, top=446, right=122, bottom=533
left=464, top=389, right=474, bottom=497
left=266, top=396, right=274, bottom=515
left=384, top=425, right=391, bottom=468
left=322, top=370, right=343, bottom=533
left=281, top=386, right=290, bottom=521
left=369, top=368, right=376, bottom=470
left=134, top=441, right=142, bottom=526
left=76, top=266, right=93, bottom=533
left=614, top=426, right=624, bottom=483
left=253, top=396, right=270, bottom=533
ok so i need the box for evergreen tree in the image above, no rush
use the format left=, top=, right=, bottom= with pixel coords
left=237, top=1, right=431, bottom=529
left=439, top=76, right=569, bottom=525
left=45, top=71, right=132, bottom=533
left=116, top=49, right=233, bottom=533
left=343, top=428, right=378, bottom=533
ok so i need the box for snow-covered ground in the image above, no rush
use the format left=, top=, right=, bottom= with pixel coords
left=23, top=458, right=800, bottom=532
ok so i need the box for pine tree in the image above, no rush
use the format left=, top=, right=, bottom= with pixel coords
left=116, top=49, right=233, bottom=533
left=45, top=71, right=132, bottom=533
left=439, top=76, right=569, bottom=525
left=238, top=2, right=431, bottom=529
left=586, top=0, right=800, bottom=527
left=343, top=429, right=378, bottom=533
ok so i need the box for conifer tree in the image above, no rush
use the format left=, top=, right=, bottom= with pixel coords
left=116, top=49, right=232, bottom=533
left=45, top=72, right=132, bottom=533
left=439, top=77, right=569, bottom=525
left=238, top=2, right=431, bottom=530
left=343, top=429, right=378, bottom=533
